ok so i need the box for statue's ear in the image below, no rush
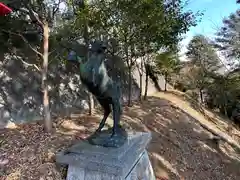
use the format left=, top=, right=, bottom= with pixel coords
left=101, top=41, right=107, bottom=52
left=67, top=50, right=77, bottom=61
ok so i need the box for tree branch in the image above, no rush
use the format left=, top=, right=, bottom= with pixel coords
left=2, top=29, right=43, bottom=58
left=49, top=49, right=58, bottom=56
left=52, top=0, right=61, bottom=18
left=17, top=56, right=41, bottom=72
left=10, top=52, right=41, bottom=72
left=23, top=2, right=44, bottom=27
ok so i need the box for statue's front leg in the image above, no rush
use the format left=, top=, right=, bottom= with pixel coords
left=92, top=69, right=97, bottom=86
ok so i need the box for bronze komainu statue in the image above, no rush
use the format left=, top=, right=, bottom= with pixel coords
left=67, top=40, right=127, bottom=147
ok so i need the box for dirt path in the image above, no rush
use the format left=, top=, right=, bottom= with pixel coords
left=1, top=95, right=240, bottom=180
left=154, top=92, right=240, bottom=145
left=123, top=96, right=240, bottom=179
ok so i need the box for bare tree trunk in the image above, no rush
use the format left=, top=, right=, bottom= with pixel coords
left=123, top=33, right=131, bottom=106
left=143, top=54, right=150, bottom=100
left=139, top=67, right=143, bottom=102
left=88, top=93, right=94, bottom=115
left=128, top=66, right=132, bottom=106
left=0, top=52, right=4, bottom=61
left=83, top=10, right=94, bottom=115
left=199, top=88, right=203, bottom=104
left=164, top=74, right=167, bottom=91
left=144, top=72, right=149, bottom=100
left=138, top=58, right=144, bottom=102
left=224, top=106, right=228, bottom=116
left=139, top=73, right=143, bottom=101
left=42, top=23, right=52, bottom=132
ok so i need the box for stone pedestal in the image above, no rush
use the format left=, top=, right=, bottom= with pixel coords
left=56, top=132, right=155, bottom=180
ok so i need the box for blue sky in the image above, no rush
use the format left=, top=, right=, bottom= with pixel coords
left=180, top=0, right=239, bottom=59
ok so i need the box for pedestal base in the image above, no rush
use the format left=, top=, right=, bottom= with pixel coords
left=56, top=132, right=155, bottom=180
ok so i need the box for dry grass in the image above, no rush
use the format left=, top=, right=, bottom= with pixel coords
left=1, top=92, right=240, bottom=180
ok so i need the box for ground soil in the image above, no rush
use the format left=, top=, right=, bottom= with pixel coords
left=1, top=92, right=240, bottom=180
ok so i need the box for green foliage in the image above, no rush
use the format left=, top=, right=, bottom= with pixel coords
left=187, top=35, right=221, bottom=72
left=154, top=50, right=181, bottom=91
left=185, top=35, right=222, bottom=91
left=215, top=9, right=240, bottom=68
left=155, top=51, right=181, bottom=78
left=0, top=0, right=202, bottom=120
left=205, top=69, right=240, bottom=116
left=206, top=7, right=240, bottom=120
left=182, top=31, right=240, bottom=121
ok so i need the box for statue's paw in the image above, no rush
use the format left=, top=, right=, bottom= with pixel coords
left=93, top=128, right=102, bottom=135
left=96, top=127, right=101, bottom=132
left=110, top=131, right=121, bottom=139
left=110, top=133, right=116, bottom=138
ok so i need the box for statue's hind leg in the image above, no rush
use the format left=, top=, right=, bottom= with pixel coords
left=111, top=98, right=122, bottom=137
left=95, top=98, right=111, bottom=133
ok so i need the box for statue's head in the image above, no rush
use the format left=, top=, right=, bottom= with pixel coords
left=66, top=40, right=107, bottom=64
left=90, top=40, right=107, bottom=54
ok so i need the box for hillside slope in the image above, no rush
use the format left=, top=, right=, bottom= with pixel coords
left=1, top=92, right=240, bottom=180
left=123, top=92, right=240, bottom=179
left=154, top=91, right=240, bottom=147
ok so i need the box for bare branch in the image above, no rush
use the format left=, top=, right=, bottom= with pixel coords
left=52, top=0, right=62, bottom=18
left=17, top=56, right=41, bottom=71
left=49, top=49, right=57, bottom=56
left=48, top=53, right=61, bottom=65
left=2, top=29, right=43, bottom=58
left=23, top=2, right=44, bottom=27
left=9, top=52, right=41, bottom=72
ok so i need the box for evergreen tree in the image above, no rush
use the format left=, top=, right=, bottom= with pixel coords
left=215, top=9, right=240, bottom=68
left=186, top=35, right=221, bottom=103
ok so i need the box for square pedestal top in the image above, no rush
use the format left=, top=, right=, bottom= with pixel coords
left=56, top=131, right=151, bottom=177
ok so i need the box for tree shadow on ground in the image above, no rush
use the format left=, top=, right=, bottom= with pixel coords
left=0, top=115, right=100, bottom=180
left=122, top=96, right=240, bottom=180
left=1, top=96, right=240, bottom=180
left=156, top=91, right=240, bottom=143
